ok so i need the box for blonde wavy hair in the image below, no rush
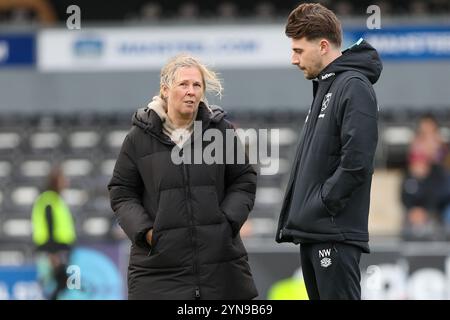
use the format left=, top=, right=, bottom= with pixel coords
left=159, top=54, right=223, bottom=102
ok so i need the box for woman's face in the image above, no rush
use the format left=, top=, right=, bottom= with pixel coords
left=163, top=66, right=204, bottom=120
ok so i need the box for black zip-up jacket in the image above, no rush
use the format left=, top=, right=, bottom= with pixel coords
left=276, top=40, right=382, bottom=252
left=108, top=102, right=258, bottom=299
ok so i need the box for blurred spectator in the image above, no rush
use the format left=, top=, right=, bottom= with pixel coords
left=31, top=166, right=76, bottom=299
left=413, top=114, right=449, bottom=166
left=400, top=116, right=450, bottom=241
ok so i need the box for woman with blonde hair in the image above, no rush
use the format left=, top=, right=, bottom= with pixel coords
left=108, top=54, right=258, bottom=299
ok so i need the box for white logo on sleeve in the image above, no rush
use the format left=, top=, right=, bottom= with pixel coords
left=319, top=248, right=332, bottom=268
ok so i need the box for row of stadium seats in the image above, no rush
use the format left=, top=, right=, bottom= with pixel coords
left=1, top=109, right=449, bottom=243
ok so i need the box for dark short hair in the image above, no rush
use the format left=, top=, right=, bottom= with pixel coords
left=285, top=3, right=342, bottom=47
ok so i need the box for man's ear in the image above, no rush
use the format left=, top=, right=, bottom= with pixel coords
left=319, top=39, right=330, bottom=56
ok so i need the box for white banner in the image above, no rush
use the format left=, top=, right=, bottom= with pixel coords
left=37, top=25, right=292, bottom=72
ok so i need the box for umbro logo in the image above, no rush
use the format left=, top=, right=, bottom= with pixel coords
left=320, top=257, right=332, bottom=268
left=321, top=72, right=335, bottom=80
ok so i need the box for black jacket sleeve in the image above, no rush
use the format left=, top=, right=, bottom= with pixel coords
left=220, top=122, right=257, bottom=236
left=321, top=78, right=378, bottom=215
left=108, top=133, right=153, bottom=248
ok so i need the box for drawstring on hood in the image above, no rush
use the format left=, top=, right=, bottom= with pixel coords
left=318, top=39, right=383, bottom=85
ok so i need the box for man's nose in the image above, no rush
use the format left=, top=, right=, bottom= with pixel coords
left=291, top=54, right=299, bottom=65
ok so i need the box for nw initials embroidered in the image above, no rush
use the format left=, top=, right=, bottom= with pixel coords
left=318, top=249, right=331, bottom=258
left=319, top=248, right=332, bottom=268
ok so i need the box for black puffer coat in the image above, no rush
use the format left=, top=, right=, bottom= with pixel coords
left=108, top=102, right=258, bottom=300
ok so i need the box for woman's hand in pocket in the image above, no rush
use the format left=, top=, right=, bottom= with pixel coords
left=145, top=229, right=153, bottom=246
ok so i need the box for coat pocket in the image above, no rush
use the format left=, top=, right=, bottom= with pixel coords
left=190, top=185, right=226, bottom=225
left=152, top=189, right=188, bottom=231
left=287, top=183, right=336, bottom=234
left=147, top=230, right=162, bottom=256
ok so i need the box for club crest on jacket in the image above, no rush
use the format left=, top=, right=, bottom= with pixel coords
left=321, top=93, right=332, bottom=112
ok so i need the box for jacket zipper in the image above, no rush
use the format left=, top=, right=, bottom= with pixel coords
left=280, top=79, right=336, bottom=234
left=145, top=123, right=204, bottom=298
left=181, top=149, right=201, bottom=300
left=278, top=100, right=318, bottom=236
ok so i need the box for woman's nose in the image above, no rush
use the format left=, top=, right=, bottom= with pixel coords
left=185, top=86, right=195, bottom=96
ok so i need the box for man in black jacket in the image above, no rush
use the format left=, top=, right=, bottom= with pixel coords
left=276, top=3, right=382, bottom=300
